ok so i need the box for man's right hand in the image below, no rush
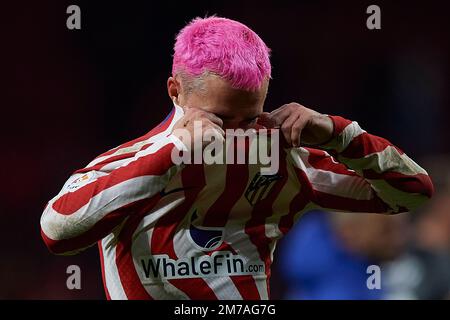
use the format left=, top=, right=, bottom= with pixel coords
left=171, top=107, right=225, bottom=150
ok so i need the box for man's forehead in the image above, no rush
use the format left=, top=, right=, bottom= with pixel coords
left=203, top=74, right=268, bottom=101
left=186, top=74, right=267, bottom=119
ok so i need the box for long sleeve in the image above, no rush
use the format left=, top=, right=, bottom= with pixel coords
left=40, top=105, right=185, bottom=255
left=40, top=136, right=183, bottom=255
left=288, top=115, right=434, bottom=214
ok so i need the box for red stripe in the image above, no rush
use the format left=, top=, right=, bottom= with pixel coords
left=150, top=165, right=205, bottom=258
left=97, top=242, right=111, bottom=300
left=201, top=160, right=260, bottom=299
left=244, top=149, right=289, bottom=297
left=168, top=278, right=217, bottom=300
left=206, top=241, right=261, bottom=300
left=151, top=165, right=218, bottom=300
left=305, top=147, right=358, bottom=176
left=75, top=147, right=152, bottom=174
left=278, top=191, right=310, bottom=235
left=78, top=153, right=135, bottom=173
left=52, top=143, right=175, bottom=215
left=340, top=132, right=404, bottom=159
left=115, top=196, right=162, bottom=300
left=328, top=115, right=353, bottom=136
left=206, top=241, right=237, bottom=256
left=76, top=142, right=156, bottom=175
left=230, top=275, right=261, bottom=300
left=203, top=163, right=249, bottom=226
left=363, top=170, right=434, bottom=198
left=278, top=168, right=313, bottom=235
left=91, top=108, right=176, bottom=160
left=41, top=202, right=135, bottom=254
left=313, top=189, right=390, bottom=213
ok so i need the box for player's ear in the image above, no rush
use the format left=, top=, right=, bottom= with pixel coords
left=167, top=76, right=181, bottom=102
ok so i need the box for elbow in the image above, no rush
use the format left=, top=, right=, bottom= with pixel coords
left=411, top=173, right=435, bottom=204
left=398, top=173, right=435, bottom=199
left=41, top=234, right=81, bottom=256
left=41, top=228, right=67, bottom=255
left=420, top=174, right=435, bottom=199
left=40, top=217, right=66, bottom=255
left=40, top=228, right=80, bottom=256
left=397, top=174, right=435, bottom=213
left=411, top=173, right=435, bottom=199
left=401, top=175, right=435, bottom=213
left=383, top=174, right=435, bottom=214
left=40, top=204, right=78, bottom=255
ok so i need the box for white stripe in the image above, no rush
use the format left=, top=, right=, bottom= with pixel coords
left=304, top=168, right=373, bottom=200
left=170, top=191, right=244, bottom=299
left=87, top=104, right=184, bottom=168
left=101, top=234, right=128, bottom=300
left=41, top=171, right=175, bottom=240
left=366, top=179, right=429, bottom=212
left=130, top=171, right=189, bottom=299
left=290, top=148, right=374, bottom=200
left=132, top=227, right=189, bottom=299
left=41, top=138, right=179, bottom=240
left=223, top=167, right=270, bottom=299
left=203, top=276, right=243, bottom=299
left=320, top=121, right=365, bottom=152
left=339, top=145, right=428, bottom=175
left=159, top=164, right=245, bottom=299
left=265, top=163, right=307, bottom=240
left=336, top=121, right=365, bottom=152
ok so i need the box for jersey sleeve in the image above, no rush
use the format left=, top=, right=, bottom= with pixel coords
left=40, top=135, right=183, bottom=255
left=287, top=115, right=434, bottom=214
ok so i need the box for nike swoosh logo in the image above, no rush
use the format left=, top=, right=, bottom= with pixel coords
left=159, top=187, right=190, bottom=197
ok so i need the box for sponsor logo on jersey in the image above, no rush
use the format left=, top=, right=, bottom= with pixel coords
left=138, top=251, right=265, bottom=283
left=67, top=172, right=96, bottom=191
left=137, top=209, right=265, bottom=283
left=188, top=210, right=223, bottom=251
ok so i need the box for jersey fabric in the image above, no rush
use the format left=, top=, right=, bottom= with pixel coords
left=40, top=104, right=433, bottom=299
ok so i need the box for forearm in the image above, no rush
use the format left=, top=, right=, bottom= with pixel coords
left=319, top=115, right=434, bottom=212
left=40, top=139, right=182, bottom=254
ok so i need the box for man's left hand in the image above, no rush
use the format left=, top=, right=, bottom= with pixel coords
left=258, top=102, right=334, bottom=147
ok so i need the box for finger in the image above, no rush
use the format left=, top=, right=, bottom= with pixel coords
left=291, top=116, right=308, bottom=147
left=204, top=127, right=226, bottom=145
left=267, top=107, right=291, bottom=128
left=201, top=121, right=225, bottom=137
left=211, top=123, right=225, bottom=137
left=268, top=104, right=290, bottom=116
left=269, top=103, right=296, bottom=117
left=280, top=114, right=300, bottom=146
left=257, top=112, right=276, bottom=128
left=199, top=111, right=224, bottom=127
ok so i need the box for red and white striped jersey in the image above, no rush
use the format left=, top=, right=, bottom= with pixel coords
left=40, top=104, right=433, bottom=300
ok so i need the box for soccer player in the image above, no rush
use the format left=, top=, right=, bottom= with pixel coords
left=40, top=17, right=434, bottom=299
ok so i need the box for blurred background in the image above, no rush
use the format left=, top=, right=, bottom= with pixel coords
left=1, top=0, right=449, bottom=299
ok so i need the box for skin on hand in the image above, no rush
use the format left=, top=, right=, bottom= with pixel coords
left=171, top=107, right=225, bottom=149
left=167, top=74, right=333, bottom=148
left=258, top=103, right=334, bottom=147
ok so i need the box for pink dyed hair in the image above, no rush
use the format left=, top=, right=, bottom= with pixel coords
left=172, top=16, right=271, bottom=91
